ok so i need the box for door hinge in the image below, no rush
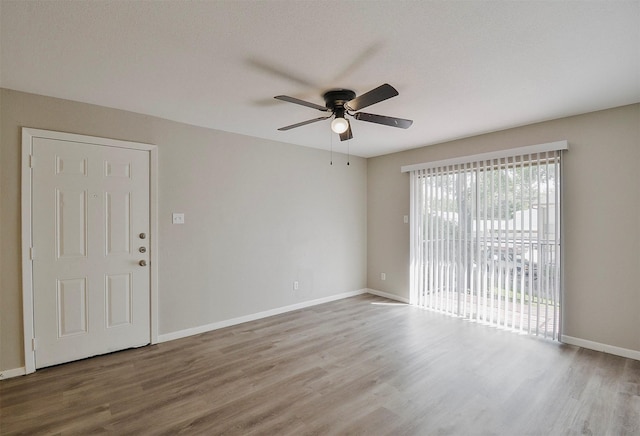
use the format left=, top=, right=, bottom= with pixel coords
left=30, top=247, right=35, bottom=260
left=29, top=154, right=35, bottom=168
left=32, top=338, right=37, bottom=351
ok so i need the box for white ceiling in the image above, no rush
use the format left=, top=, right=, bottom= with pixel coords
left=1, top=1, right=639, bottom=158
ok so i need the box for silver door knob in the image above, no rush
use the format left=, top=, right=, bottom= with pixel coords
left=139, top=260, right=147, bottom=267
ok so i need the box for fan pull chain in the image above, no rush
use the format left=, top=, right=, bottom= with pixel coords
left=330, top=129, right=333, bottom=165
left=347, top=141, right=350, bottom=166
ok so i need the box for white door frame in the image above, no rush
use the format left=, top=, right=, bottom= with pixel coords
left=21, top=128, right=159, bottom=374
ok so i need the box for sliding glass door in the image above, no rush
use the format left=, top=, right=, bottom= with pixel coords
left=409, top=149, right=563, bottom=340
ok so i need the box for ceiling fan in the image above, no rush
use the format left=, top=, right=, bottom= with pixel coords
left=275, top=83, right=413, bottom=141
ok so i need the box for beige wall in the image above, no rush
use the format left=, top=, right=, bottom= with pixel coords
left=0, top=89, right=367, bottom=371
left=368, top=104, right=640, bottom=352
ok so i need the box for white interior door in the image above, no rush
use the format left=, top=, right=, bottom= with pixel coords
left=31, top=137, right=151, bottom=368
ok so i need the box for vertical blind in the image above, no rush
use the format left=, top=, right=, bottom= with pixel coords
left=406, top=144, right=565, bottom=340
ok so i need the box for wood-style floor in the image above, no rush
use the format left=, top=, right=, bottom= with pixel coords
left=1, top=294, right=639, bottom=435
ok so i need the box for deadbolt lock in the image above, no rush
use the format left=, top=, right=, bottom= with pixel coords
left=139, top=233, right=146, bottom=239
left=139, top=246, right=147, bottom=253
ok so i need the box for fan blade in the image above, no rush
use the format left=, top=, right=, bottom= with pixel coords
left=353, top=112, right=413, bottom=129
left=331, top=43, right=382, bottom=83
left=247, top=58, right=318, bottom=88
left=346, top=83, right=398, bottom=111
left=278, top=116, right=330, bottom=131
left=339, top=123, right=353, bottom=141
left=274, top=95, right=328, bottom=112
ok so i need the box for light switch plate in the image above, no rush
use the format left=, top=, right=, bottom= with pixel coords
left=172, top=213, right=185, bottom=224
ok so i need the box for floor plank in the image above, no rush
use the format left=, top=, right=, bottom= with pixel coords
left=1, top=294, right=639, bottom=435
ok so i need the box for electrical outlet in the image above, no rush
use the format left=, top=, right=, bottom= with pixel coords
left=172, top=213, right=185, bottom=224
left=293, top=280, right=299, bottom=290
left=381, top=272, right=386, bottom=280
left=404, top=215, right=409, bottom=224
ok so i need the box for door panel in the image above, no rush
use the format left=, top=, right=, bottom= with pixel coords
left=105, top=191, right=132, bottom=256
left=32, top=137, right=150, bottom=368
left=56, top=188, right=88, bottom=258
left=56, top=277, right=88, bottom=336
left=106, top=273, right=132, bottom=328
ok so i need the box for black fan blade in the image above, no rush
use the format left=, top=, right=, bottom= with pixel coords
left=274, top=95, right=328, bottom=112
left=278, top=116, right=330, bottom=131
left=346, top=83, right=398, bottom=111
left=353, top=112, right=413, bottom=129
left=339, top=123, right=353, bottom=141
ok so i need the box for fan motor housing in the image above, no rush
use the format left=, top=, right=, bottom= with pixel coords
left=323, top=89, right=356, bottom=110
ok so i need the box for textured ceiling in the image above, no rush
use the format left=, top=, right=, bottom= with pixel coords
left=1, top=1, right=639, bottom=157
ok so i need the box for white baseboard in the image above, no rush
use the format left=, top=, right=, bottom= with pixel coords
left=366, top=288, right=410, bottom=304
left=561, top=335, right=640, bottom=361
left=0, top=367, right=26, bottom=380
left=158, top=289, right=368, bottom=343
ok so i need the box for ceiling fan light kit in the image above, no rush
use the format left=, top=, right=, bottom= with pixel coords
left=275, top=83, right=413, bottom=141
left=331, top=116, right=349, bottom=134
